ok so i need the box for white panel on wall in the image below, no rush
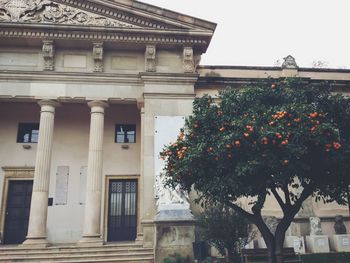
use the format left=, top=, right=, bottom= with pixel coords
left=55, top=166, right=69, bottom=205
left=79, top=166, right=87, bottom=205
left=154, top=116, right=185, bottom=195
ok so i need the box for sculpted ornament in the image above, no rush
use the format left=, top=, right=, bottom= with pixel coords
left=282, top=55, right=298, bottom=69
left=309, top=216, right=323, bottom=235
left=0, top=0, right=137, bottom=27
left=93, top=42, right=104, bottom=72
left=42, top=40, right=54, bottom=71
left=145, top=45, right=156, bottom=72
left=155, top=172, right=190, bottom=209
left=183, top=46, right=194, bottom=73
left=334, top=215, right=347, bottom=235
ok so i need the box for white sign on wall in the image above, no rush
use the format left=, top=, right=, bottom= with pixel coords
left=154, top=116, right=187, bottom=206
left=154, top=116, right=186, bottom=177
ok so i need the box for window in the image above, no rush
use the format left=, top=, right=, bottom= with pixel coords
left=17, top=123, right=39, bottom=143
left=115, top=124, right=136, bottom=143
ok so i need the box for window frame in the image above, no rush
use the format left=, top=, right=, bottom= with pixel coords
left=115, top=124, right=136, bottom=144
left=17, top=123, right=40, bottom=143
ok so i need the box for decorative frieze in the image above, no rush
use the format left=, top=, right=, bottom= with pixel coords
left=183, top=46, right=194, bottom=73
left=0, top=0, right=137, bottom=28
left=145, top=45, right=156, bottom=72
left=42, top=40, right=55, bottom=71
left=93, top=42, right=104, bottom=72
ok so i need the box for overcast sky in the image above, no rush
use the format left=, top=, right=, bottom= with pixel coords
left=142, top=0, right=350, bottom=69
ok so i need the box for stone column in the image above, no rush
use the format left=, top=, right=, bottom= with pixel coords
left=23, top=100, right=59, bottom=247
left=80, top=101, right=108, bottom=245
left=136, top=103, right=145, bottom=242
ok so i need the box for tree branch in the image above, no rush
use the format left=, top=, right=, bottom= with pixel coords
left=292, top=183, right=313, bottom=215
left=282, top=184, right=291, bottom=207
left=270, top=188, right=287, bottom=214
left=225, top=201, right=255, bottom=222
left=251, top=192, right=267, bottom=214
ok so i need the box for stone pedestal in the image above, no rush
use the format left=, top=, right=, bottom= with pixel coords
left=284, top=236, right=305, bottom=254
left=306, top=236, right=330, bottom=253
left=155, top=220, right=195, bottom=263
left=330, top=235, right=350, bottom=252
left=23, top=100, right=59, bottom=247
left=155, top=204, right=195, bottom=263
left=79, top=101, right=108, bottom=245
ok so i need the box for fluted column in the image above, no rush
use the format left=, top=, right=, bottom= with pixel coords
left=23, top=100, right=59, bottom=247
left=80, top=100, right=108, bottom=245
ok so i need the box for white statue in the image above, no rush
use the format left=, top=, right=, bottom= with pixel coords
left=155, top=172, right=190, bottom=209
left=310, top=217, right=323, bottom=235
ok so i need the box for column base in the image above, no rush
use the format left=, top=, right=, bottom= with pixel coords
left=135, top=233, right=144, bottom=244
left=78, top=236, right=104, bottom=246
left=21, top=236, right=50, bottom=248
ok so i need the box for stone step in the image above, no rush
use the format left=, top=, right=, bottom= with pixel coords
left=0, top=253, right=154, bottom=262
left=0, top=244, right=154, bottom=263
left=0, top=247, right=153, bottom=256
left=1, top=256, right=154, bottom=263
left=0, top=243, right=143, bottom=252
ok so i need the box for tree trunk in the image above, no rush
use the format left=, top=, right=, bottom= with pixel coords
left=274, top=232, right=285, bottom=263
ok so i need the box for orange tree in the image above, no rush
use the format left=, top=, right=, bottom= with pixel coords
left=161, top=78, right=350, bottom=263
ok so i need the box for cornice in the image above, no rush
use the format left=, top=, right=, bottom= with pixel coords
left=143, top=93, right=195, bottom=100
left=0, top=70, right=143, bottom=85
left=140, top=72, right=199, bottom=85
left=0, top=25, right=210, bottom=51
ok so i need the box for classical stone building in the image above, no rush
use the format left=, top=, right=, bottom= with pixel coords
left=0, top=0, right=350, bottom=262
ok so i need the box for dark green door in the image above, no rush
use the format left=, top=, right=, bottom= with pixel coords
left=3, top=180, right=33, bottom=244
left=107, top=180, right=137, bottom=241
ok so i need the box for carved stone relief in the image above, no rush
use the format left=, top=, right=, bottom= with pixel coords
left=155, top=172, right=190, bottom=209
left=93, top=42, right=103, bottom=72
left=282, top=55, right=298, bottom=69
left=0, top=0, right=138, bottom=27
left=183, top=46, right=194, bottom=73
left=145, top=45, right=156, bottom=72
left=310, top=216, right=323, bottom=235
left=42, top=40, right=54, bottom=71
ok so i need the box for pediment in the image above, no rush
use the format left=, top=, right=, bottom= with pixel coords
left=0, top=0, right=216, bottom=31
left=0, top=0, right=216, bottom=53
left=0, top=0, right=139, bottom=28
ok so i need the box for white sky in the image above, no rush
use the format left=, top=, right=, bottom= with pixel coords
left=141, top=0, right=350, bottom=69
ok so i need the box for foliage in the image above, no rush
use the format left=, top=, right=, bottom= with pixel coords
left=197, top=204, right=253, bottom=261
left=161, top=77, right=350, bottom=263
left=163, top=253, right=191, bottom=263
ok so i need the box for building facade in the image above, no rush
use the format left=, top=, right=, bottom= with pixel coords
left=0, top=0, right=350, bottom=262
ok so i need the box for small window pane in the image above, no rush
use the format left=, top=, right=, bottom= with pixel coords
left=115, top=124, right=136, bottom=143
left=17, top=123, right=39, bottom=143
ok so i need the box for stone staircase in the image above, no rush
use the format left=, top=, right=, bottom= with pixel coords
left=0, top=243, right=154, bottom=263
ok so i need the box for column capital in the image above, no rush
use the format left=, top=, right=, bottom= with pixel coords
left=38, top=100, right=60, bottom=107
left=88, top=100, right=109, bottom=109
